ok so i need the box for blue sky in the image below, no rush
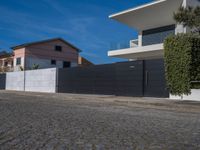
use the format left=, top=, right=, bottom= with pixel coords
left=0, top=0, right=152, bottom=64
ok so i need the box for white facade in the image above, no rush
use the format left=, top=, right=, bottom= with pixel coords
left=108, top=0, right=199, bottom=60
left=14, top=57, right=25, bottom=71
left=26, top=57, right=78, bottom=70
left=108, top=0, right=200, bottom=101
left=13, top=57, right=78, bottom=71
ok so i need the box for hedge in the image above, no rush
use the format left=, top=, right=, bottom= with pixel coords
left=164, top=34, right=200, bottom=96
left=191, top=37, right=200, bottom=89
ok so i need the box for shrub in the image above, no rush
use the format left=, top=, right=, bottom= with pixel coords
left=32, top=64, right=39, bottom=70
left=191, top=38, right=200, bottom=88
left=164, top=34, right=200, bottom=96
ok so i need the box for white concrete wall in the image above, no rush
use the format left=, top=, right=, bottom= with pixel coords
left=6, top=68, right=57, bottom=93
left=170, top=89, right=200, bottom=101
left=175, top=24, right=186, bottom=34
left=25, top=68, right=57, bottom=93
left=6, top=71, right=25, bottom=91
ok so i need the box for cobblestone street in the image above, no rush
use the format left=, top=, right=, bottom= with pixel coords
left=0, top=91, right=200, bottom=150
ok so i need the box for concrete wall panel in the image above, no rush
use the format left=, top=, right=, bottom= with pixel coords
left=25, top=68, right=57, bottom=93
left=6, top=71, right=25, bottom=91
left=6, top=68, right=57, bottom=93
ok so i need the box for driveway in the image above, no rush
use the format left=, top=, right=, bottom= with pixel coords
left=0, top=91, right=200, bottom=150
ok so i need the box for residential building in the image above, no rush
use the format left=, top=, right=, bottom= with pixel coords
left=0, top=51, right=13, bottom=73
left=108, top=0, right=199, bottom=60
left=108, top=0, right=200, bottom=100
left=11, top=38, right=81, bottom=71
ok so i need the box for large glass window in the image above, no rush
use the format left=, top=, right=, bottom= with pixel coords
left=142, top=25, right=175, bottom=46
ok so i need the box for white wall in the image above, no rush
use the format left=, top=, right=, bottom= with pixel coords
left=175, top=24, right=186, bottom=34
left=6, top=68, right=57, bottom=93
left=25, top=68, right=57, bottom=93
left=170, top=89, right=200, bottom=101
left=26, top=57, right=78, bottom=70
left=26, top=57, right=62, bottom=69
left=6, top=71, right=25, bottom=91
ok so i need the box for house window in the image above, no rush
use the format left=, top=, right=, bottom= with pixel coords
left=51, top=60, right=56, bottom=65
left=63, top=61, right=71, bottom=68
left=4, top=62, right=8, bottom=67
left=16, top=58, right=21, bottom=65
left=142, top=25, right=175, bottom=46
left=55, top=45, right=62, bottom=52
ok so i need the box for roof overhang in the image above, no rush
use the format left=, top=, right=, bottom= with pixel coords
left=109, top=0, right=183, bottom=31
left=108, top=44, right=164, bottom=60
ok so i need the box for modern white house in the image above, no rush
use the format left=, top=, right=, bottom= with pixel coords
left=108, top=0, right=200, bottom=100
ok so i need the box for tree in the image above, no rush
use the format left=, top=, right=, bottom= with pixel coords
left=174, top=6, right=200, bottom=34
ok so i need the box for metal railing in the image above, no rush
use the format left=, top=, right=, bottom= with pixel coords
left=110, top=39, right=138, bottom=50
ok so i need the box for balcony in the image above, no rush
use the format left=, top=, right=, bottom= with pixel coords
left=0, top=59, right=14, bottom=73
left=0, top=66, right=14, bottom=73
left=108, top=41, right=164, bottom=60
left=110, top=39, right=138, bottom=50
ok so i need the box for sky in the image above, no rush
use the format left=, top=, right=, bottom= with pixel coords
left=0, top=0, right=152, bottom=64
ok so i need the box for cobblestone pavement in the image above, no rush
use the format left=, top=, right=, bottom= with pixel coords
left=0, top=91, right=200, bottom=150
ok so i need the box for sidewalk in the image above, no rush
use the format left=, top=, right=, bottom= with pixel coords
left=1, top=90, right=200, bottom=113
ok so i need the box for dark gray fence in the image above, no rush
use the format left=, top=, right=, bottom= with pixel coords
left=58, top=59, right=169, bottom=98
left=0, top=74, right=6, bottom=90
left=58, top=64, right=116, bottom=95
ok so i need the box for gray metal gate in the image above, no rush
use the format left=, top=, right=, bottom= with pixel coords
left=143, top=59, right=169, bottom=97
left=115, top=61, right=143, bottom=96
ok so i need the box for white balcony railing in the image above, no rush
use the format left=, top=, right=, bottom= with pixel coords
left=110, top=39, right=138, bottom=50
left=130, top=39, right=138, bottom=48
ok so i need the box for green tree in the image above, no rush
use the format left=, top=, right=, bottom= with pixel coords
left=174, top=6, right=200, bottom=33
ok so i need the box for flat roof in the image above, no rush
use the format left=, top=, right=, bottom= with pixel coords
left=109, top=0, right=183, bottom=30
left=109, top=0, right=166, bottom=18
